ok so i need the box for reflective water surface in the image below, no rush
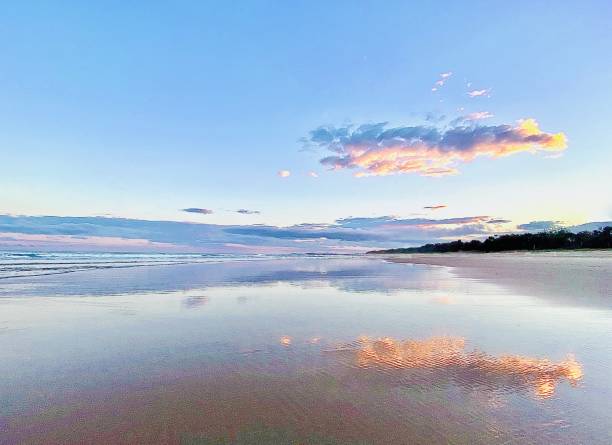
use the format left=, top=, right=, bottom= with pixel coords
left=1, top=255, right=611, bottom=444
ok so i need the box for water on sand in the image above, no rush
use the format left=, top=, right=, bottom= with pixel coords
left=1, top=253, right=611, bottom=444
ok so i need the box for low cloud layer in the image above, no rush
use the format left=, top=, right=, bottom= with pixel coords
left=0, top=214, right=509, bottom=253
left=1, top=215, right=607, bottom=254
left=305, top=119, right=567, bottom=177
left=517, top=220, right=564, bottom=231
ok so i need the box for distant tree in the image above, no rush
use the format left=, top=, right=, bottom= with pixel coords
left=367, top=226, right=612, bottom=254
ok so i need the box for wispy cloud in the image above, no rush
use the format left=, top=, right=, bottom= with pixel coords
left=465, top=111, right=494, bottom=120
left=0, top=232, right=179, bottom=251
left=308, top=171, right=319, bottom=178
left=236, top=209, right=261, bottom=215
left=431, top=71, right=452, bottom=91
left=305, top=119, right=567, bottom=177
left=182, top=208, right=213, bottom=214
left=448, top=112, right=494, bottom=126
left=487, top=219, right=512, bottom=224
left=424, top=205, right=447, bottom=210
left=278, top=170, right=291, bottom=178
left=467, top=88, right=491, bottom=98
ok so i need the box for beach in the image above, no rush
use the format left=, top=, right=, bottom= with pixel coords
left=4, top=2, right=610, bottom=443
left=1, top=252, right=611, bottom=444
left=383, top=251, right=612, bottom=309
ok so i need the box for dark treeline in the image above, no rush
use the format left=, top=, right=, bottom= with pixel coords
left=368, top=227, right=612, bottom=254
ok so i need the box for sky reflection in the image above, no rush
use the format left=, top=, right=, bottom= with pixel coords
left=334, top=336, right=583, bottom=399
left=1, top=256, right=611, bottom=444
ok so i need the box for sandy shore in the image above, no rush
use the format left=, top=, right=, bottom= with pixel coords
left=2, top=255, right=612, bottom=444
left=382, top=251, right=612, bottom=309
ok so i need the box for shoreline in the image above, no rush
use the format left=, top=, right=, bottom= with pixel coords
left=381, top=251, right=612, bottom=309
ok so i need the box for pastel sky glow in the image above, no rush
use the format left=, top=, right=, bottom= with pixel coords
left=1, top=1, right=611, bottom=252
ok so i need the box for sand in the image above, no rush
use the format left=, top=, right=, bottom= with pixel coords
left=383, top=250, right=612, bottom=309
left=2, top=254, right=612, bottom=444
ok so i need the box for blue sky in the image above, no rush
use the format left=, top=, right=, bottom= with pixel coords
left=1, top=1, right=611, bottom=252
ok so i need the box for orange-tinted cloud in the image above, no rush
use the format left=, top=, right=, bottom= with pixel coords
left=345, top=336, right=582, bottom=399
left=280, top=335, right=292, bottom=346
left=307, top=119, right=567, bottom=177
left=278, top=170, right=291, bottom=178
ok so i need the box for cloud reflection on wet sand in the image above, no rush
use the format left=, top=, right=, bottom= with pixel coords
left=0, top=333, right=587, bottom=445
left=2, top=256, right=608, bottom=445
left=330, top=336, right=582, bottom=399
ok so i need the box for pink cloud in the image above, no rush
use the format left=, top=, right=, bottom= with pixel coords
left=431, top=71, right=453, bottom=91
left=465, top=111, right=494, bottom=120
left=310, top=119, right=567, bottom=177
left=467, top=88, right=491, bottom=98
left=0, top=232, right=183, bottom=252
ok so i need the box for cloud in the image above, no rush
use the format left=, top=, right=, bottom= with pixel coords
left=1, top=214, right=605, bottom=254
left=332, top=215, right=504, bottom=241
left=278, top=170, right=291, bottom=178
left=236, top=209, right=261, bottom=215
left=424, top=205, right=447, bottom=210
left=517, top=220, right=564, bottom=231
left=306, top=119, right=567, bottom=177
left=308, top=171, right=319, bottom=178
left=465, top=111, right=494, bottom=120
left=431, top=71, right=452, bottom=91
left=517, top=220, right=612, bottom=233
left=224, top=225, right=382, bottom=242
left=467, top=88, right=491, bottom=98
left=568, top=221, right=612, bottom=232
left=487, top=219, right=512, bottom=224
left=424, top=112, right=446, bottom=123
left=0, top=214, right=510, bottom=254
left=0, top=232, right=179, bottom=251
left=182, top=208, right=213, bottom=215
left=337, top=215, right=493, bottom=229
left=448, top=111, right=494, bottom=127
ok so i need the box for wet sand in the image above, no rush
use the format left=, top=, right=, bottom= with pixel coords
left=1, top=255, right=611, bottom=444
left=383, top=251, right=612, bottom=309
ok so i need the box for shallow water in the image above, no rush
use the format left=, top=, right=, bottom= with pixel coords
left=1, top=255, right=611, bottom=444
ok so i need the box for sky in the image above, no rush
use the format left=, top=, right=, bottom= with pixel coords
left=1, top=1, right=611, bottom=253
